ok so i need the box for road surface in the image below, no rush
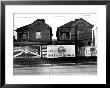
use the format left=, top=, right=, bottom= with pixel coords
left=14, top=63, right=97, bottom=75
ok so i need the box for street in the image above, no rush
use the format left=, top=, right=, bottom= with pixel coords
left=14, top=63, right=97, bottom=75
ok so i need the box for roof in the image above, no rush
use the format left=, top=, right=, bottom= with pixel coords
left=32, top=19, right=51, bottom=29
left=15, top=25, right=30, bottom=32
left=57, top=18, right=94, bottom=29
left=15, top=19, right=52, bottom=32
left=75, top=18, right=94, bottom=28
left=58, top=21, right=75, bottom=28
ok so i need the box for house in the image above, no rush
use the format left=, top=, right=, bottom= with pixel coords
left=15, top=19, right=53, bottom=45
left=56, top=18, right=94, bottom=46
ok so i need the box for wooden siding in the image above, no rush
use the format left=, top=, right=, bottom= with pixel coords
left=57, top=18, right=93, bottom=45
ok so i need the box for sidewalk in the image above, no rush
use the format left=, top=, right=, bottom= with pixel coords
left=14, top=61, right=97, bottom=68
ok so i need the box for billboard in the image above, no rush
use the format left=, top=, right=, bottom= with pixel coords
left=41, top=45, right=47, bottom=58
left=85, top=46, right=97, bottom=56
left=78, top=47, right=85, bottom=56
left=85, top=46, right=91, bottom=56
left=78, top=46, right=97, bottom=56
left=90, top=46, right=97, bottom=56
left=14, top=45, right=41, bottom=58
left=47, top=45, right=75, bottom=58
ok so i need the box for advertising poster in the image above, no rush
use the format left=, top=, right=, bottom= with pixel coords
left=78, top=46, right=97, bottom=56
left=85, top=46, right=91, bottom=56
left=47, top=45, right=75, bottom=58
left=90, top=46, right=97, bottom=56
left=13, top=45, right=41, bottom=58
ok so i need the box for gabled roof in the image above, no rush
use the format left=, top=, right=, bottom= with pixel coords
left=15, top=25, right=30, bottom=32
left=58, top=21, right=75, bottom=28
left=74, top=18, right=94, bottom=28
left=57, top=18, right=94, bottom=29
left=31, top=19, right=51, bottom=29
left=15, top=19, right=52, bottom=32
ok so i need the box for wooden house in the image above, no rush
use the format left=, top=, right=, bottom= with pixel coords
left=15, top=19, right=53, bottom=45
left=56, top=18, right=94, bottom=46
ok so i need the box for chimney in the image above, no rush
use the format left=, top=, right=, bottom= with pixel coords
left=37, top=19, right=45, bottom=23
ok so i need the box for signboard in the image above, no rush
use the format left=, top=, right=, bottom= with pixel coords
left=47, top=45, right=75, bottom=58
left=14, top=45, right=41, bottom=58
left=90, top=46, right=97, bottom=56
left=78, top=47, right=85, bottom=56
left=85, top=46, right=91, bottom=56
left=78, top=46, right=97, bottom=57
left=41, top=45, right=47, bottom=58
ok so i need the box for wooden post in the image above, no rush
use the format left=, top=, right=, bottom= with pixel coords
left=75, top=25, right=78, bottom=64
left=93, top=30, right=95, bottom=46
left=28, top=31, right=29, bottom=42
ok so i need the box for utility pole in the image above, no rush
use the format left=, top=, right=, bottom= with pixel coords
left=93, top=30, right=95, bottom=46
left=75, top=25, right=78, bottom=64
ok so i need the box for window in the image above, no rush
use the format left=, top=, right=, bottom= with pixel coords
left=36, top=32, right=41, bottom=39
left=60, top=31, right=71, bottom=40
left=22, top=33, right=28, bottom=42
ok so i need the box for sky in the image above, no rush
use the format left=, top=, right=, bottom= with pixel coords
left=14, top=13, right=97, bottom=39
